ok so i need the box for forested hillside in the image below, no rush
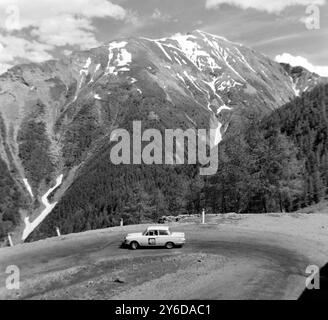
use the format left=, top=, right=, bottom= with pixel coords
left=0, top=158, right=23, bottom=240
left=205, top=83, right=328, bottom=213
left=264, top=82, right=328, bottom=205
left=28, top=164, right=202, bottom=240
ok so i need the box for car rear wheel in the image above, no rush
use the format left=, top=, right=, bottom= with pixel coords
left=130, top=241, right=139, bottom=250
left=165, top=242, right=174, bottom=249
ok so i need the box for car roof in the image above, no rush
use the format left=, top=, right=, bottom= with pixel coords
left=147, top=226, right=170, bottom=231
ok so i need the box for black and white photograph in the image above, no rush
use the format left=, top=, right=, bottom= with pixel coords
left=0, top=0, right=328, bottom=307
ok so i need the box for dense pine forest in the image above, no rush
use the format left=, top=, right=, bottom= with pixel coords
left=28, top=163, right=202, bottom=240
left=23, top=82, right=328, bottom=240
left=206, top=83, right=328, bottom=213
left=263, top=83, right=328, bottom=207
left=0, top=158, right=23, bottom=239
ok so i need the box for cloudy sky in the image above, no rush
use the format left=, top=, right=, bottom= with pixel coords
left=0, top=0, right=327, bottom=75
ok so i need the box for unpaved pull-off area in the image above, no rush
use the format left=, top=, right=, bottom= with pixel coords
left=1, top=213, right=328, bottom=300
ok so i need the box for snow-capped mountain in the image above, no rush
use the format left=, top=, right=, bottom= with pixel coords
left=0, top=30, right=326, bottom=242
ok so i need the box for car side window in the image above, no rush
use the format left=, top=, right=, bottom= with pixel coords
left=159, top=230, right=169, bottom=236
left=147, top=230, right=158, bottom=236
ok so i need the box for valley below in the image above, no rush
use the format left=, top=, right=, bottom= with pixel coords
left=1, top=212, right=328, bottom=300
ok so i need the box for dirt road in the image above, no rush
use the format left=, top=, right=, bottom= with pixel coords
left=1, top=214, right=328, bottom=300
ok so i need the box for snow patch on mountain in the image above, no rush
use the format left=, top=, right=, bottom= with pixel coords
left=289, top=76, right=300, bottom=96
left=222, top=49, right=246, bottom=82
left=80, top=57, right=92, bottom=77
left=212, top=119, right=223, bottom=146
left=23, top=178, right=34, bottom=198
left=195, top=30, right=237, bottom=45
left=170, top=33, right=219, bottom=72
left=235, top=48, right=256, bottom=73
left=185, top=113, right=197, bottom=126
left=212, top=102, right=232, bottom=145
left=156, top=41, right=173, bottom=62
left=89, top=63, right=101, bottom=83
left=77, top=57, right=92, bottom=89
left=183, top=71, right=204, bottom=93
left=22, top=174, right=63, bottom=241
left=106, top=41, right=132, bottom=75
left=142, top=37, right=173, bottom=62
left=217, top=79, right=243, bottom=91
left=217, top=105, right=232, bottom=115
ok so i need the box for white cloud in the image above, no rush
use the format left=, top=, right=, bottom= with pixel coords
left=0, top=34, right=54, bottom=63
left=30, top=15, right=99, bottom=49
left=275, top=53, right=328, bottom=77
left=0, top=0, right=127, bottom=73
left=206, top=0, right=326, bottom=13
left=0, top=35, right=54, bottom=74
left=0, top=0, right=126, bottom=29
left=124, top=10, right=142, bottom=27
left=151, top=9, right=172, bottom=22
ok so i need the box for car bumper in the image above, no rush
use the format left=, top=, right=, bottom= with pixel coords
left=175, top=240, right=185, bottom=246
left=122, top=239, right=130, bottom=247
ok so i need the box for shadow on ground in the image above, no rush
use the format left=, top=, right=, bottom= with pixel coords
left=299, top=264, right=328, bottom=300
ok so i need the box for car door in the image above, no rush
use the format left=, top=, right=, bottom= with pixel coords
left=146, top=230, right=159, bottom=247
left=158, top=230, right=170, bottom=246
left=138, top=233, right=149, bottom=246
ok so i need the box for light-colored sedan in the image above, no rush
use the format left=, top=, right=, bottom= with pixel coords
left=123, top=226, right=185, bottom=250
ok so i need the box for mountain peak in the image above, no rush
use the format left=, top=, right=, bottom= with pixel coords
left=192, top=29, right=234, bottom=43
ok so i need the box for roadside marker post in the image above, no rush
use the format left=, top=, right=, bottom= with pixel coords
left=56, top=227, right=61, bottom=237
left=202, top=209, right=206, bottom=224
left=7, top=234, right=14, bottom=247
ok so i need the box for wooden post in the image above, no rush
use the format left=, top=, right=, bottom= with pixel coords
left=202, top=209, right=206, bottom=225
left=56, top=227, right=61, bottom=237
left=7, top=234, right=13, bottom=247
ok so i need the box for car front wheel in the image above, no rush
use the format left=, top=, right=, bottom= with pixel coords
left=165, top=242, right=174, bottom=249
left=130, top=241, right=139, bottom=250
